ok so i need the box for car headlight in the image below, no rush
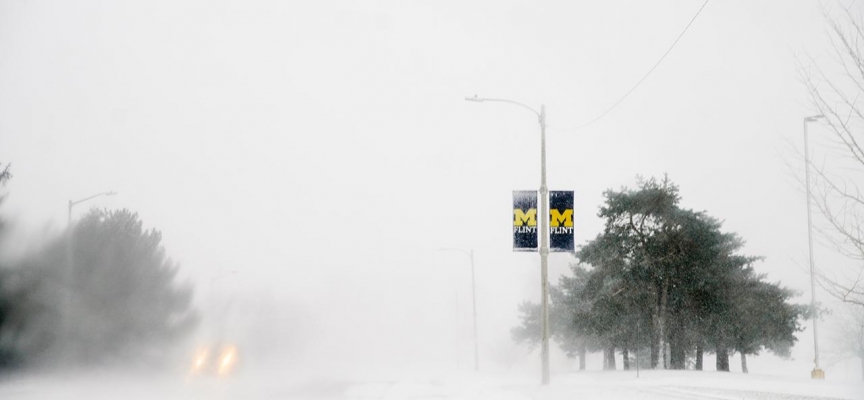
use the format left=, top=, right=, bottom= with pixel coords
left=217, top=346, right=238, bottom=375
left=191, top=349, right=209, bottom=373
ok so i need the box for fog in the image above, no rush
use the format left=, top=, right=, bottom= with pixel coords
left=2, top=0, right=864, bottom=398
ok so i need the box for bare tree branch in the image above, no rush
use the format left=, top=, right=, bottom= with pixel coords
left=796, top=4, right=864, bottom=306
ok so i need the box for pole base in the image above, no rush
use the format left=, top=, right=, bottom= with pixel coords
left=811, top=368, right=825, bottom=379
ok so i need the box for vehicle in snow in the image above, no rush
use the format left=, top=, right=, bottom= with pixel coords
left=188, top=343, right=239, bottom=377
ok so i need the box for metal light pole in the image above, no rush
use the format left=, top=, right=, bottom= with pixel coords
left=465, top=96, right=550, bottom=385
left=64, top=190, right=116, bottom=361
left=439, top=247, right=479, bottom=372
left=803, top=115, right=825, bottom=379
left=68, top=191, right=117, bottom=228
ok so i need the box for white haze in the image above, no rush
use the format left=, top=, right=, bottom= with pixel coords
left=1, top=0, right=864, bottom=396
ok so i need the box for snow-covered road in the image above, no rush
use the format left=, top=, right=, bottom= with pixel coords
left=341, top=371, right=863, bottom=400
left=1, top=369, right=862, bottom=399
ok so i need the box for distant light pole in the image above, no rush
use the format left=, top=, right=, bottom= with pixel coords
left=439, top=247, right=478, bottom=372
left=465, top=95, right=550, bottom=385
left=803, top=115, right=825, bottom=379
left=64, top=190, right=116, bottom=360
left=67, top=191, right=117, bottom=228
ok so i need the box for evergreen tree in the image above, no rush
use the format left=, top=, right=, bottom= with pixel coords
left=0, top=163, right=18, bottom=368
left=514, top=176, right=806, bottom=372
left=3, top=208, right=198, bottom=367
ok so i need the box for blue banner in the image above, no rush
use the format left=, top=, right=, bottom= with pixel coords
left=549, top=191, right=574, bottom=252
left=513, top=190, right=538, bottom=252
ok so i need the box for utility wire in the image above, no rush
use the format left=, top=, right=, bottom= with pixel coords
left=560, top=0, right=710, bottom=132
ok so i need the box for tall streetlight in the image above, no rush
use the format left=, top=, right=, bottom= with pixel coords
left=803, top=115, right=825, bottom=379
left=465, top=95, right=550, bottom=385
left=439, top=247, right=478, bottom=372
left=64, top=190, right=116, bottom=360
left=68, top=191, right=118, bottom=228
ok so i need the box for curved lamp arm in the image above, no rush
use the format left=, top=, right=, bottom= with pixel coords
left=465, top=96, right=541, bottom=121
left=70, top=191, right=117, bottom=207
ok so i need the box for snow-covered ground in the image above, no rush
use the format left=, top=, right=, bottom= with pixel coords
left=341, top=370, right=864, bottom=400
left=1, top=367, right=861, bottom=399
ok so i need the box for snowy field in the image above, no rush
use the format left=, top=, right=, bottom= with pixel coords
left=1, top=367, right=861, bottom=400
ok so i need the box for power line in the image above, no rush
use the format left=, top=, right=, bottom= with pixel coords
left=560, top=0, right=710, bottom=132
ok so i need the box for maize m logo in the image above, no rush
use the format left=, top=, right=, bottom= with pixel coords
left=550, top=208, right=573, bottom=234
left=513, top=190, right=539, bottom=252
left=513, top=208, right=537, bottom=233
left=549, top=190, right=574, bottom=252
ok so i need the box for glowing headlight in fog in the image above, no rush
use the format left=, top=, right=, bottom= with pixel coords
left=218, top=346, right=237, bottom=375
left=191, top=350, right=209, bottom=372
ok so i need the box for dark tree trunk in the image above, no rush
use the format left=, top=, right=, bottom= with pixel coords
left=603, top=346, right=616, bottom=370
left=669, top=317, right=685, bottom=370
left=741, top=352, right=748, bottom=373
left=622, top=347, right=630, bottom=370
left=650, top=336, right=659, bottom=369
left=695, top=344, right=703, bottom=371
left=578, top=343, right=587, bottom=370
left=716, top=345, right=730, bottom=372
left=670, top=345, right=685, bottom=369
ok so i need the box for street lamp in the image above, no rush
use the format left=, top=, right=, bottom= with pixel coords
left=465, top=95, right=551, bottom=385
left=68, top=191, right=117, bottom=227
left=439, top=247, right=478, bottom=372
left=803, top=114, right=825, bottom=379
left=63, top=190, right=116, bottom=362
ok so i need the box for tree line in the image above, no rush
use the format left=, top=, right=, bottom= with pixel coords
left=0, top=163, right=197, bottom=370
left=513, top=177, right=806, bottom=372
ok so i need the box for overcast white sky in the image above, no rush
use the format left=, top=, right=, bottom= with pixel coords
left=0, top=0, right=858, bottom=378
